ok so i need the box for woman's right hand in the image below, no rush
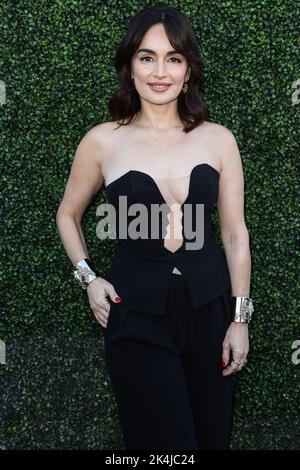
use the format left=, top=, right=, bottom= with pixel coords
left=86, top=277, right=121, bottom=329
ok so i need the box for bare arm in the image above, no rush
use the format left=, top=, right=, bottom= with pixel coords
left=217, top=128, right=251, bottom=298
left=56, top=126, right=105, bottom=264
left=216, top=127, right=252, bottom=376
left=56, top=124, right=120, bottom=329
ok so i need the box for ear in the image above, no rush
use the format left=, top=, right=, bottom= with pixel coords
left=186, top=66, right=191, bottom=82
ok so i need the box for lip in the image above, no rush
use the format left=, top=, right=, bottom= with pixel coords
left=148, top=83, right=171, bottom=92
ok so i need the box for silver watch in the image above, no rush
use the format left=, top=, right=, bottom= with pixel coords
left=73, top=259, right=97, bottom=289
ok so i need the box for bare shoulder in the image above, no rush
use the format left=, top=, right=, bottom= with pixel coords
left=202, top=120, right=236, bottom=144
left=80, top=120, right=118, bottom=147
left=76, top=120, right=119, bottom=165
left=87, top=120, right=120, bottom=137
left=203, top=121, right=241, bottom=173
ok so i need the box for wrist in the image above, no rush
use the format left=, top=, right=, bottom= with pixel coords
left=86, top=276, right=101, bottom=289
left=231, top=321, right=248, bottom=327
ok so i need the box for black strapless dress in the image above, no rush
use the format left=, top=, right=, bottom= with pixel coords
left=104, top=163, right=231, bottom=315
left=102, top=163, right=235, bottom=450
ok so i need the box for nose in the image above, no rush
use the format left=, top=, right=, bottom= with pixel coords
left=153, top=60, right=168, bottom=78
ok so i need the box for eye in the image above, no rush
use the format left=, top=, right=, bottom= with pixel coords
left=139, top=56, right=182, bottom=63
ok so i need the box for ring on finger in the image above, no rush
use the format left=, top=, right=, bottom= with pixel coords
left=232, top=360, right=241, bottom=366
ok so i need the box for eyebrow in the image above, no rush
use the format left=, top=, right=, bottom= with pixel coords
left=136, top=48, right=182, bottom=56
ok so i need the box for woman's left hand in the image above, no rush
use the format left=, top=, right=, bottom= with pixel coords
left=221, top=322, right=249, bottom=376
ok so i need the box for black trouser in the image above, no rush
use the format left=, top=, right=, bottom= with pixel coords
left=104, top=272, right=236, bottom=450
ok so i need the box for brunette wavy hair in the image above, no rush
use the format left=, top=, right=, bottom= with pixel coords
left=107, top=3, right=209, bottom=133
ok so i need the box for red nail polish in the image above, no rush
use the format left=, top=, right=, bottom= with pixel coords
left=115, top=297, right=121, bottom=302
left=220, top=360, right=226, bottom=369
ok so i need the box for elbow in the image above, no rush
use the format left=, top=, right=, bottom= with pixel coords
left=221, top=223, right=250, bottom=249
left=56, top=206, right=81, bottom=228
left=56, top=207, right=65, bottom=231
left=56, top=205, right=65, bottom=226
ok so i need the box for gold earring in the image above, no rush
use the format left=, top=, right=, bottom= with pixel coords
left=182, top=82, right=189, bottom=94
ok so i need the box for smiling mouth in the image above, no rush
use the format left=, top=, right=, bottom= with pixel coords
left=148, top=84, right=171, bottom=91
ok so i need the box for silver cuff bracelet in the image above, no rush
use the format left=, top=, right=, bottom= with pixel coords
left=231, top=296, right=254, bottom=323
left=73, top=258, right=98, bottom=289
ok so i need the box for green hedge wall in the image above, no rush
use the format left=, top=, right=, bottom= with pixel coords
left=1, top=0, right=299, bottom=450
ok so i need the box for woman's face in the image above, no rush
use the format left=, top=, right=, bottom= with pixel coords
left=131, top=23, right=191, bottom=104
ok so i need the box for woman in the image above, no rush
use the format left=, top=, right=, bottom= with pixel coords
left=56, top=4, right=253, bottom=450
